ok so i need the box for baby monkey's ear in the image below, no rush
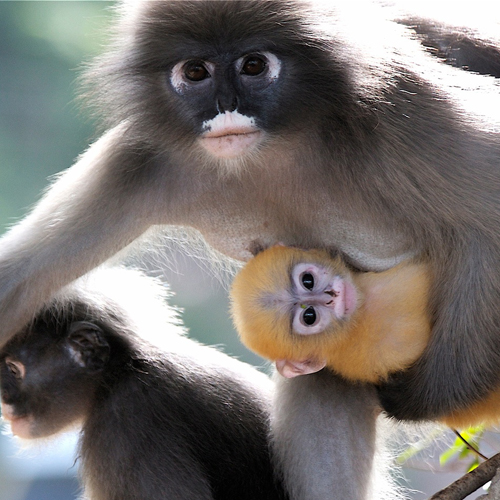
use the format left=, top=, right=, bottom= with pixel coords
left=67, top=321, right=110, bottom=373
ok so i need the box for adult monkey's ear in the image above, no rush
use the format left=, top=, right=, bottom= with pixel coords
left=67, top=321, right=110, bottom=373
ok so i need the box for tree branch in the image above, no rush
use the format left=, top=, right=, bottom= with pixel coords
left=429, top=453, right=500, bottom=500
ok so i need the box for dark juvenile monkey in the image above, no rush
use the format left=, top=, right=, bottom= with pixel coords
left=0, top=1, right=500, bottom=498
left=0, top=268, right=287, bottom=500
left=231, top=245, right=432, bottom=384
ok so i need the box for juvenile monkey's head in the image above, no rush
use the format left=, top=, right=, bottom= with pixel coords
left=0, top=268, right=182, bottom=440
left=0, top=272, right=137, bottom=440
left=0, top=310, right=112, bottom=440
left=230, top=246, right=360, bottom=364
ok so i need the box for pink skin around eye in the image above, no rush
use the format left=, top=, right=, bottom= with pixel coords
left=293, top=263, right=358, bottom=332
left=275, top=359, right=327, bottom=378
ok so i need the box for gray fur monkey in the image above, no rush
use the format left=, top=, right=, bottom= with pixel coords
left=0, top=268, right=288, bottom=500
left=0, top=1, right=500, bottom=499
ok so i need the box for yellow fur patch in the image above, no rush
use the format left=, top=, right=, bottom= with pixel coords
left=231, top=246, right=432, bottom=383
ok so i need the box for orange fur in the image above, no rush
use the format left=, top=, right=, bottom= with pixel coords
left=442, top=386, right=500, bottom=428
left=231, top=246, right=432, bottom=383
left=329, top=264, right=431, bottom=382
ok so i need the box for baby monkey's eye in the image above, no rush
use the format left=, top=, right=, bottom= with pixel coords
left=301, top=273, right=314, bottom=290
left=302, top=306, right=317, bottom=326
left=5, top=358, right=25, bottom=380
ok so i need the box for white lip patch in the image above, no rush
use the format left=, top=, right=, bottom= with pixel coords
left=202, top=111, right=257, bottom=137
left=200, top=111, right=262, bottom=158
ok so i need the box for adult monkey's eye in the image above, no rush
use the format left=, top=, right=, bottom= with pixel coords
left=301, top=272, right=314, bottom=290
left=184, top=60, right=210, bottom=81
left=241, top=55, right=266, bottom=76
left=302, top=306, right=317, bottom=326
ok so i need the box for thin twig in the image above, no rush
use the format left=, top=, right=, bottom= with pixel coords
left=453, top=429, right=489, bottom=461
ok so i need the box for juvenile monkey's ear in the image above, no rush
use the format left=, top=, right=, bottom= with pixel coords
left=67, top=321, right=110, bottom=373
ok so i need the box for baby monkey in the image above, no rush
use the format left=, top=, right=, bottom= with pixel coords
left=233, top=245, right=500, bottom=429
left=231, top=245, right=432, bottom=384
left=0, top=268, right=286, bottom=500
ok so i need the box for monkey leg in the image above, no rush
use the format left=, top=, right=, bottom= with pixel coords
left=270, top=370, right=381, bottom=500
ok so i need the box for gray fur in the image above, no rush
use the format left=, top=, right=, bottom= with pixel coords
left=0, top=1, right=499, bottom=498
left=271, top=372, right=377, bottom=500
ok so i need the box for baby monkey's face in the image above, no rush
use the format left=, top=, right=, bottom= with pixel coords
left=289, top=261, right=358, bottom=336
left=231, top=246, right=363, bottom=378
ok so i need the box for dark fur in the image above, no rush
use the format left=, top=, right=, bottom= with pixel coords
left=400, top=17, right=500, bottom=77
left=0, top=0, right=499, bottom=431
left=0, top=270, right=286, bottom=500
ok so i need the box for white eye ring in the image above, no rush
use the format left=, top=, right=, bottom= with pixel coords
left=236, top=52, right=281, bottom=80
left=170, top=60, right=216, bottom=94
left=293, top=305, right=331, bottom=336
left=293, top=263, right=319, bottom=292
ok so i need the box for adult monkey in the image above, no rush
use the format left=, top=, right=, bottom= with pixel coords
left=0, top=0, right=499, bottom=498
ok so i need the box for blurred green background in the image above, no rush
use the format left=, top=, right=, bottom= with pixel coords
left=0, top=2, right=492, bottom=499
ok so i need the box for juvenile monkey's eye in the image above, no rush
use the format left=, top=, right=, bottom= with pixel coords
left=301, top=273, right=315, bottom=290
left=302, top=306, right=317, bottom=326
left=183, top=60, right=210, bottom=81
left=241, top=55, right=266, bottom=76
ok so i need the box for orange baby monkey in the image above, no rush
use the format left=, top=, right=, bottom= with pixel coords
left=231, top=245, right=432, bottom=384
left=232, top=245, right=500, bottom=428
